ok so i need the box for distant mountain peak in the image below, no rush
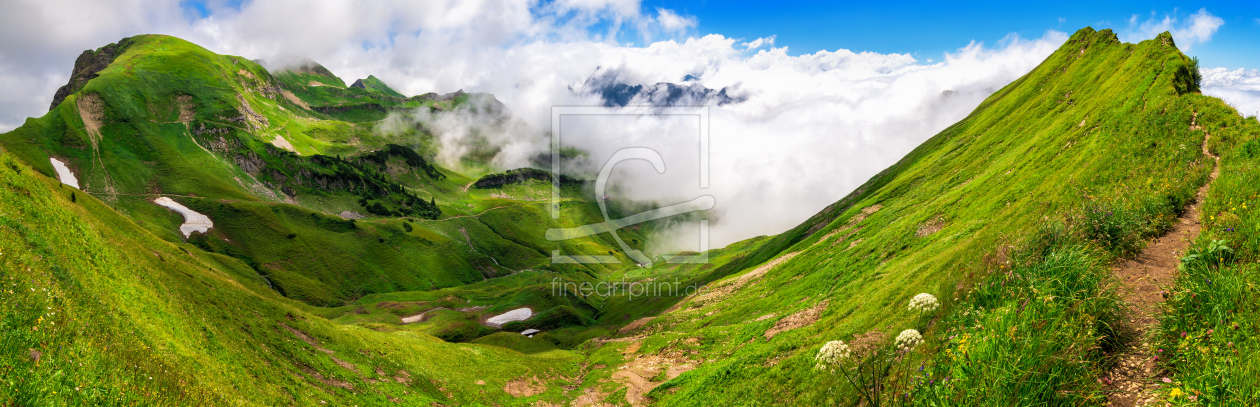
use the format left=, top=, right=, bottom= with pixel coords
left=270, top=58, right=347, bottom=88
left=349, top=75, right=405, bottom=98
left=574, top=67, right=745, bottom=107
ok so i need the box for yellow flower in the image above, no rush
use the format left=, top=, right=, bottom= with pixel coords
left=1169, top=388, right=1184, bottom=398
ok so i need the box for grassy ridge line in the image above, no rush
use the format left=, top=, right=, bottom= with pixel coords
left=0, top=150, right=591, bottom=406
left=614, top=28, right=1216, bottom=405
left=0, top=34, right=643, bottom=310
left=1155, top=96, right=1260, bottom=403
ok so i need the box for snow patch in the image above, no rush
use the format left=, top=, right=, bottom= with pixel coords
left=154, top=197, right=214, bottom=237
left=49, top=158, right=79, bottom=189
left=521, top=329, right=540, bottom=337
left=486, top=308, right=532, bottom=328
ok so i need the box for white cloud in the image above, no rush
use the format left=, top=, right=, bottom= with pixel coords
left=654, top=8, right=696, bottom=32
left=0, top=0, right=193, bottom=130
left=0, top=0, right=1070, bottom=249
left=741, top=36, right=775, bottom=50
left=1120, top=8, right=1223, bottom=51
left=1201, top=68, right=1260, bottom=118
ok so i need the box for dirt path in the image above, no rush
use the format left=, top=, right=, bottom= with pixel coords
left=1105, top=123, right=1219, bottom=406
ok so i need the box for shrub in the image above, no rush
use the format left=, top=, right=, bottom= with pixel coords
left=1079, top=202, right=1143, bottom=257
left=1179, top=239, right=1234, bottom=271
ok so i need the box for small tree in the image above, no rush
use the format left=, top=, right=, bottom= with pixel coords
left=1190, top=56, right=1203, bottom=91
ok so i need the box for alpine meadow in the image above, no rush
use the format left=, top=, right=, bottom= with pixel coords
left=2, top=3, right=1260, bottom=407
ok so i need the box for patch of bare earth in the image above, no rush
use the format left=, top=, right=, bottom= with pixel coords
left=272, top=135, right=298, bottom=153
left=1105, top=122, right=1219, bottom=407
left=280, top=322, right=333, bottom=354
left=400, top=307, right=447, bottom=324
left=279, top=322, right=375, bottom=391
left=297, top=363, right=354, bottom=390
left=504, top=375, right=546, bottom=397
left=618, top=317, right=655, bottom=334
left=77, top=94, right=104, bottom=145
left=75, top=93, right=118, bottom=198
left=854, top=204, right=883, bottom=223
left=612, top=338, right=699, bottom=406
left=571, top=388, right=615, bottom=407
left=282, top=89, right=312, bottom=110
left=916, top=214, right=946, bottom=237
left=692, top=252, right=800, bottom=306
left=764, top=300, right=829, bottom=339
left=176, top=95, right=195, bottom=124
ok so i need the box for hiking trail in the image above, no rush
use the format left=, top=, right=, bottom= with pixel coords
left=1106, top=116, right=1219, bottom=407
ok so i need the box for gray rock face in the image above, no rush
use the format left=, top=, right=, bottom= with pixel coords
left=49, top=37, right=134, bottom=111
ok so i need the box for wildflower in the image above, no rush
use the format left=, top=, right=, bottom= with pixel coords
left=896, top=329, right=923, bottom=352
left=1169, top=388, right=1184, bottom=398
left=1162, top=377, right=1172, bottom=383
left=908, top=293, right=940, bottom=313
left=814, top=340, right=851, bottom=370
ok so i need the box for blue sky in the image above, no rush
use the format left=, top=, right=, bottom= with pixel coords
left=643, top=0, right=1258, bottom=69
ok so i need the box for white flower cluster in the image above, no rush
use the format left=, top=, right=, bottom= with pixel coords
left=814, top=340, right=851, bottom=370
left=895, top=329, right=923, bottom=352
left=908, top=293, right=939, bottom=313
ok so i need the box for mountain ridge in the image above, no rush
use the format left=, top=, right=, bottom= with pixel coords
left=1, top=27, right=1258, bottom=406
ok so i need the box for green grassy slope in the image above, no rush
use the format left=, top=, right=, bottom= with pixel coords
left=0, top=34, right=641, bottom=309
left=4, top=26, right=1258, bottom=406
left=1154, top=98, right=1260, bottom=403
left=0, top=152, right=586, bottom=406
left=576, top=28, right=1232, bottom=405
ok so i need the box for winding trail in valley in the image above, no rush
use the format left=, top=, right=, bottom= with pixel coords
left=1106, top=118, right=1219, bottom=407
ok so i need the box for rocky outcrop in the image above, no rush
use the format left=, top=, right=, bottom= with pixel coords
left=49, top=37, right=134, bottom=111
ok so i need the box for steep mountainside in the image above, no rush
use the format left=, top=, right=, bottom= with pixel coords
left=576, top=28, right=1257, bottom=405
left=2, top=28, right=1258, bottom=406
left=0, top=34, right=648, bottom=309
